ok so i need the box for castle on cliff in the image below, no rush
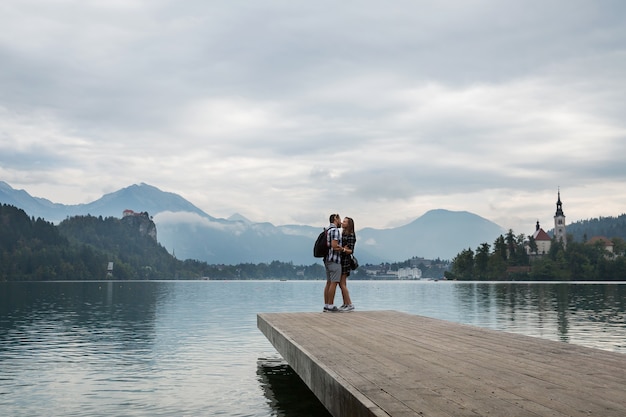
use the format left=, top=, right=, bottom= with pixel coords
left=122, top=209, right=157, bottom=241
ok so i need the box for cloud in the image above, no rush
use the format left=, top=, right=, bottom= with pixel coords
left=1, top=0, right=625, bottom=235
left=154, top=211, right=246, bottom=234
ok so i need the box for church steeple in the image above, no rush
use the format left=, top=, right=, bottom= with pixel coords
left=553, top=188, right=566, bottom=248
left=555, top=189, right=564, bottom=217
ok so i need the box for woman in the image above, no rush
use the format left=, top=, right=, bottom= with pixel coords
left=339, top=216, right=356, bottom=311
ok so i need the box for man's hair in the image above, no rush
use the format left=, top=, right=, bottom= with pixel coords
left=329, top=213, right=339, bottom=223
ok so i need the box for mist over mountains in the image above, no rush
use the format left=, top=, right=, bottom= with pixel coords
left=0, top=181, right=505, bottom=264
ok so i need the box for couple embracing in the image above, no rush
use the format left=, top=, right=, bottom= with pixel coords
left=323, top=213, right=356, bottom=312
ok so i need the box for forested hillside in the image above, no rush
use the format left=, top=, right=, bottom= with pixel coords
left=57, top=213, right=178, bottom=280
left=565, top=214, right=626, bottom=242
left=0, top=204, right=325, bottom=281
left=0, top=204, right=205, bottom=281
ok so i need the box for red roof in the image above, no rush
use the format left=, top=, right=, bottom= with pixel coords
left=533, top=228, right=551, bottom=241
left=587, top=236, right=613, bottom=247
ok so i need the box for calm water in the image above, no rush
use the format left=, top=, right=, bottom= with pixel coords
left=1, top=280, right=624, bottom=416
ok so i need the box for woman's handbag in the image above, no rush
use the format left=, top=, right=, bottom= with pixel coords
left=350, top=255, right=359, bottom=270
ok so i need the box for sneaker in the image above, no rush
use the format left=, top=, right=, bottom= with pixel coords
left=326, top=305, right=339, bottom=312
left=340, top=304, right=355, bottom=312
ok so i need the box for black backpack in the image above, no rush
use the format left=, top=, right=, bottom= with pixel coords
left=313, top=229, right=328, bottom=258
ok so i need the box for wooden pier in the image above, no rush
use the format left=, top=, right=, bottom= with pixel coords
left=258, top=310, right=626, bottom=417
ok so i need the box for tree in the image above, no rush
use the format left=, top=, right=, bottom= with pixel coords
left=487, top=254, right=507, bottom=280
left=512, top=233, right=529, bottom=265
left=493, top=235, right=507, bottom=261
left=528, top=235, right=538, bottom=255
left=505, top=229, right=517, bottom=261
left=611, top=237, right=626, bottom=256
left=474, top=243, right=490, bottom=280
left=449, top=248, right=474, bottom=280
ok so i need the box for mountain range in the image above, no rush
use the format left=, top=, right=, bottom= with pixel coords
left=0, top=181, right=505, bottom=264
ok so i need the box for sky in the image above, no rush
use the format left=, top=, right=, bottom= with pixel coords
left=1, top=0, right=625, bottom=233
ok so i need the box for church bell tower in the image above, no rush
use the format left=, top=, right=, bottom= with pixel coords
left=554, top=189, right=566, bottom=249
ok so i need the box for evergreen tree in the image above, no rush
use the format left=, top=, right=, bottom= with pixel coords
left=474, top=243, right=490, bottom=280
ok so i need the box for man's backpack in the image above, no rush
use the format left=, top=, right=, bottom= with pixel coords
left=313, top=229, right=328, bottom=258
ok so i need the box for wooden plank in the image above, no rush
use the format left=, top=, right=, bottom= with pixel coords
left=258, top=310, right=626, bottom=417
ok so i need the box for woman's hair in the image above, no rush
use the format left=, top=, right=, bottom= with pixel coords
left=343, top=217, right=355, bottom=235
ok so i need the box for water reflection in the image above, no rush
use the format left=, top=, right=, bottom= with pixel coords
left=0, top=281, right=167, bottom=417
left=0, top=281, right=162, bottom=348
left=257, top=356, right=332, bottom=417
left=1, top=280, right=624, bottom=417
left=451, top=282, right=626, bottom=350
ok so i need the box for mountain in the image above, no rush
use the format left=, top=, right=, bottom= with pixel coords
left=0, top=181, right=505, bottom=264
left=358, top=209, right=505, bottom=261
left=77, top=182, right=213, bottom=220
left=0, top=181, right=212, bottom=223
left=0, top=181, right=67, bottom=219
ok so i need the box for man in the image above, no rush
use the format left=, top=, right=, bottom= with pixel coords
left=323, top=213, right=343, bottom=312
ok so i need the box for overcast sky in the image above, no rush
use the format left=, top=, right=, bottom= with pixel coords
left=1, top=0, right=625, bottom=233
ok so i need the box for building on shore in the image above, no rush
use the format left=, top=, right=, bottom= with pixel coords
left=526, top=190, right=567, bottom=257
left=397, top=267, right=422, bottom=280
left=529, top=221, right=552, bottom=256
left=587, top=236, right=615, bottom=259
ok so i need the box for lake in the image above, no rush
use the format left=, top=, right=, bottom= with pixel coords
left=1, top=280, right=624, bottom=416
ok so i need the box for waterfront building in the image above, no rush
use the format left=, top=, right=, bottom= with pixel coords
left=587, top=236, right=615, bottom=259
left=529, top=221, right=552, bottom=255
left=526, top=190, right=567, bottom=257
left=397, top=267, right=422, bottom=280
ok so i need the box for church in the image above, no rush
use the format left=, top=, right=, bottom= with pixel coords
left=527, top=191, right=567, bottom=256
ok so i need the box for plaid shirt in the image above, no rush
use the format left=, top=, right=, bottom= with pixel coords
left=341, top=233, right=356, bottom=273
left=325, top=224, right=342, bottom=263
